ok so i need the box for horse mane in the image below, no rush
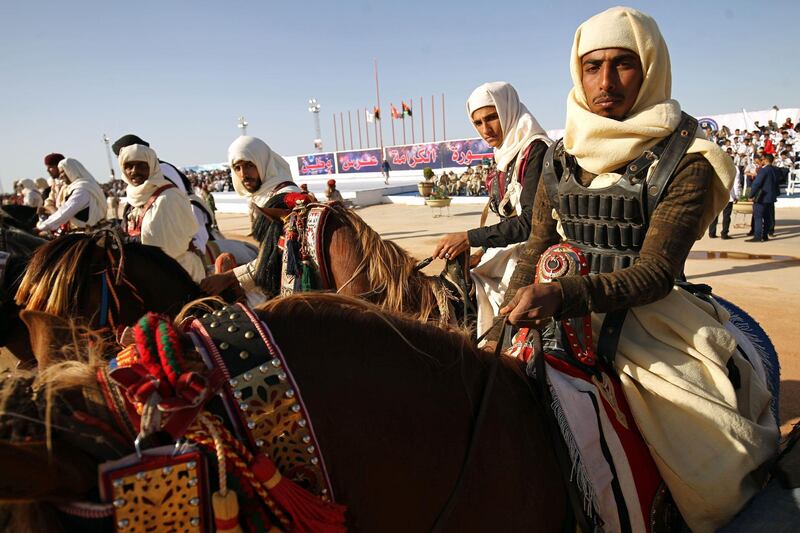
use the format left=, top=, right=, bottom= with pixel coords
left=15, top=231, right=200, bottom=317
left=327, top=203, right=451, bottom=325
left=15, top=234, right=98, bottom=316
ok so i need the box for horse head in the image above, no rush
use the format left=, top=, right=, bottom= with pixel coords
left=13, top=229, right=205, bottom=365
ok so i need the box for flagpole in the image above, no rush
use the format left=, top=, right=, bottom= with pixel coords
left=441, top=93, right=446, bottom=140
left=390, top=103, right=396, bottom=145
left=402, top=113, right=407, bottom=144
left=420, top=96, right=425, bottom=143
left=357, top=108, right=363, bottom=149
left=348, top=110, right=354, bottom=150
left=374, top=59, right=384, bottom=152
left=365, top=108, right=371, bottom=148
left=431, top=94, right=436, bottom=142
left=340, top=112, right=346, bottom=150
left=333, top=114, right=339, bottom=151
left=410, top=99, right=415, bottom=144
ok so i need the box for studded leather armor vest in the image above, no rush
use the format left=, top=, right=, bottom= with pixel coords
left=542, top=112, right=698, bottom=274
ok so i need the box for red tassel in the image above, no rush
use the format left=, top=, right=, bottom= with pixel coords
left=251, top=454, right=347, bottom=533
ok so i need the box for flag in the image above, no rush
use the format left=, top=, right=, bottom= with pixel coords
left=366, top=109, right=374, bottom=123
left=373, top=106, right=381, bottom=121
left=390, top=104, right=400, bottom=120
left=402, top=101, right=412, bottom=117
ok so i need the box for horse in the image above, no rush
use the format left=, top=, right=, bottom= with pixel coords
left=0, top=294, right=568, bottom=532
left=255, top=201, right=460, bottom=327
left=12, top=230, right=206, bottom=365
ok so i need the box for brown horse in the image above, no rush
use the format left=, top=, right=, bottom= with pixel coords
left=261, top=202, right=457, bottom=326
left=0, top=294, right=567, bottom=532
left=12, top=230, right=205, bottom=365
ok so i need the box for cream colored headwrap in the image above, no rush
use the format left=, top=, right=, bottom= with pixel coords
left=564, top=6, right=734, bottom=236
left=466, top=81, right=551, bottom=172
left=118, top=145, right=173, bottom=207
left=57, top=158, right=107, bottom=226
left=228, top=136, right=295, bottom=208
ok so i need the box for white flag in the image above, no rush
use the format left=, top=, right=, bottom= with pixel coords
left=366, top=110, right=375, bottom=123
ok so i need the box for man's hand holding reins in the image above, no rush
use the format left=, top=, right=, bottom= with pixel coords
left=434, top=232, right=470, bottom=260
left=500, top=282, right=563, bottom=328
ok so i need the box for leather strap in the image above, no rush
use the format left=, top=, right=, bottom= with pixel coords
left=541, top=142, right=562, bottom=215
left=597, top=309, right=628, bottom=366
left=129, top=184, right=176, bottom=236
left=644, top=112, right=698, bottom=219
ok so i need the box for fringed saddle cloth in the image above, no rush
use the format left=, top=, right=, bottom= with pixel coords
left=279, top=204, right=333, bottom=296
left=69, top=304, right=346, bottom=532
left=507, top=244, right=680, bottom=533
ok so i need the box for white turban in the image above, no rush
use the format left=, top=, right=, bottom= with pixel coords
left=56, top=158, right=107, bottom=226
left=118, top=144, right=173, bottom=207
left=563, top=6, right=734, bottom=237
left=228, top=136, right=294, bottom=207
left=466, top=82, right=550, bottom=172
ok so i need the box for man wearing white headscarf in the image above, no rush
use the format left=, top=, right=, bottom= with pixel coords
left=501, top=7, right=777, bottom=532
left=200, top=136, right=300, bottom=301
left=434, top=81, right=551, bottom=336
left=36, top=158, right=107, bottom=232
left=118, top=144, right=204, bottom=283
left=18, top=179, right=43, bottom=209
left=112, top=134, right=214, bottom=255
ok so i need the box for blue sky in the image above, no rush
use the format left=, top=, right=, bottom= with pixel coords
left=0, top=0, right=797, bottom=190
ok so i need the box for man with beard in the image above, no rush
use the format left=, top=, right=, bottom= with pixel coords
left=118, top=143, right=204, bottom=282
left=200, top=136, right=301, bottom=303
left=501, top=7, right=777, bottom=531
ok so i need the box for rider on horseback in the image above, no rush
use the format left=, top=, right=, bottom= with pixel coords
left=200, top=136, right=301, bottom=303
left=118, top=143, right=205, bottom=283
left=113, top=134, right=216, bottom=260
left=35, top=158, right=107, bottom=234
left=434, top=82, right=551, bottom=337
left=501, top=7, right=778, bottom=531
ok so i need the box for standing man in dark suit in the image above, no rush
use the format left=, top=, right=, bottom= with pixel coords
left=746, top=153, right=780, bottom=242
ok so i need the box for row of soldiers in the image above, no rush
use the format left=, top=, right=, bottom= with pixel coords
left=434, top=162, right=495, bottom=196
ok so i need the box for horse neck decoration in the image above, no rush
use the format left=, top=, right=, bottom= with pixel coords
left=255, top=200, right=454, bottom=327
left=0, top=294, right=567, bottom=532
left=13, top=230, right=204, bottom=365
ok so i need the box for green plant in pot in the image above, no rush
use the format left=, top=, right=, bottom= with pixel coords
left=418, top=167, right=435, bottom=197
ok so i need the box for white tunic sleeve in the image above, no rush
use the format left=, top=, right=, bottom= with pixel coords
left=37, top=188, right=90, bottom=231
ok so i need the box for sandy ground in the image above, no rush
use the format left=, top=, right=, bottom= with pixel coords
left=215, top=204, right=800, bottom=435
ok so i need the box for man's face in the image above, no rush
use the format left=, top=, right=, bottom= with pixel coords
left=122, top=160, right=150, bottom=186
left=46, top=165, right=60, bottom=179
left=232, top=160, right=261, bottom=192
left=471, top=106, right=504, bottom=147
left=580, top=48, right=644, bottom=120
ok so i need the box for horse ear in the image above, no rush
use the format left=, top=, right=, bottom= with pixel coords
left=19, top=310, right=75, bottom=369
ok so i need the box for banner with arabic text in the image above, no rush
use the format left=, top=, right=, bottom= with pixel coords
left=336, top=149, right=383, bottom=174
left=441, top=138, right=494, bottom=168
left=383, top=142, right=443, bottom=171
left=297, top=153, right=335, bottom=176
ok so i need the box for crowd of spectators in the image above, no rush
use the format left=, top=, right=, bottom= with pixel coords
left=706, top=116, right=798, bottom=189
left=182, top=168, right=233, bottom=193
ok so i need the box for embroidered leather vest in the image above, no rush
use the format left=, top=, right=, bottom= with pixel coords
left=542, top=113, right=698, bottom=274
